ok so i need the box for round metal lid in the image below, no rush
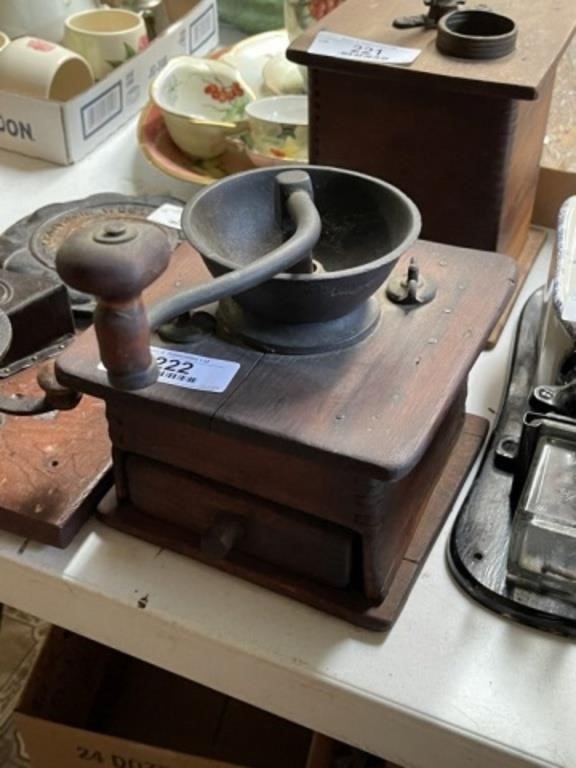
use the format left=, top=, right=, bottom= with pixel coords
left=436, top=10, right=518, bottom=60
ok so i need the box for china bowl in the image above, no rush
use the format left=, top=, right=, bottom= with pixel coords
left=262, top=52, right=305, bottom=95
left=245, top=94, right=308, bottom=162
left=150, top=57, right=255, bottom=159
left=228, top=135, right=307, bottom=168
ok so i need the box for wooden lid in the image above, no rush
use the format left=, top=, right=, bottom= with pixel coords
left=288, top=0, right=576, bottom=100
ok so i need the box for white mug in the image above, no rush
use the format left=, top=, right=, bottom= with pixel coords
left=0, top=0, right=99, bottom=43
left=0, top=30, right=9, bottom=53
left=63, top=8, right=149, bottom=81
left=0, top=36, right=94, bottom=101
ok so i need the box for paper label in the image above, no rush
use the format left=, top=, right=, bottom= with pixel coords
left=308, top=31, right=421, bottom=66
left=151, top=346, right=240, bottom=393
left=98, top=347, right=240, bottom=393
left=147, top=203, right=184, bottom=230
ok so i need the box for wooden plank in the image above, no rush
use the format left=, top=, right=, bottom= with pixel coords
left=497, top=74, right=555, bottom=259
left=0, top=364, right=111, bottom=546
left=288, top=0, right=576, bottom=100
left=214, top=242, right=513, bottom=479
left=487, top=226, right=548, bottom=347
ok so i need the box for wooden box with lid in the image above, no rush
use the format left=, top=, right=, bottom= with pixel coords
left=288, top=0, right=576, bottom=261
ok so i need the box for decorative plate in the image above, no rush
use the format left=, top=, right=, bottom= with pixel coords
left=138, top=101, right=255, bottom=185
left=220, top=29, right=292, bottom=98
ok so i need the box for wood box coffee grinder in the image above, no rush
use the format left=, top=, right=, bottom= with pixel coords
left=54, top=167, right=515, bottom=629
left=287, top=0, right=576, bottom=316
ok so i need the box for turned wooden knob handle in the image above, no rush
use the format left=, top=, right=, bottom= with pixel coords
left=201, top=517, right=244, bottom=560
left=56, top=220, right=171, bottom=390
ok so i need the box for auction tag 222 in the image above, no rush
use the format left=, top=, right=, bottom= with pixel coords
left=151, top=346, right=240, bottom=393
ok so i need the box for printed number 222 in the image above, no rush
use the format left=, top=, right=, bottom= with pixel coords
left=155, top=356, right=194, bottom=375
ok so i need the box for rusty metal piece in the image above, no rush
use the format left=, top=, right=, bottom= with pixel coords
left=0, top=361, right=81, bottom=415
left=56, top=220, right=172, bottom=391
left=0, top=193, right=183, bottom=313
left=37, top=364, right=82, bottom=411
left=386, top=259, right=437, bottom=306
left=393, top=0, right=465, bottom=30
left=0, top=268, right=74, bottom=378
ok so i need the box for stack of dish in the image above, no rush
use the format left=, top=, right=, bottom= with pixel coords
left=139, top=30, right=309, bottom=184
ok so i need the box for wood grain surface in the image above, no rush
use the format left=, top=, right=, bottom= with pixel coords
left=0, top=363, right=111, bottom=546
left=288, top=0, right=576, bottom=100
left=57, top=240, right=515, bottom=480
left=101, top=415, right=487, bottom=630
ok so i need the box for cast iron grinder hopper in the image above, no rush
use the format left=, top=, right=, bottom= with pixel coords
left=52, top=166, right=515, bottom=629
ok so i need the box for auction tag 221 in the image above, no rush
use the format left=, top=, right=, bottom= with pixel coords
left=308, top=31, right=421, bottom=66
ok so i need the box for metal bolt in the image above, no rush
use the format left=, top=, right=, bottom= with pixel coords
left=407, top=259, right=419, bottom=283
left=537, top=387, right=553, bottom=401
left=93, top=220, right=138, bottom=245
left=104, top=223, right=127, bottom=237
left=500, top=438, right=518, bottom=454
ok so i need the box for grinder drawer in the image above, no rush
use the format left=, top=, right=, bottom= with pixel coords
left=123, top=454, right=355, bottom=589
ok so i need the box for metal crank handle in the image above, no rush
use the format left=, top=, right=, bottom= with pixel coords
left=147, top=170, right=322, bottom=329
left=56, top=171, right=321, bottom=392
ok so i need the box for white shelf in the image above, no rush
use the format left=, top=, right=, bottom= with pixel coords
left=0, top=117, right=573, bottom=768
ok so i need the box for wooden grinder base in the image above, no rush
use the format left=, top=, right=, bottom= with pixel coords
left=56, top=239, right=514, bottom=630
left=99, top=415, right=486, bottom=630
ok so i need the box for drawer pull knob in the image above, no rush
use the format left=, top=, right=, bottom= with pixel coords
left=201, top=517, right=244, bottom=560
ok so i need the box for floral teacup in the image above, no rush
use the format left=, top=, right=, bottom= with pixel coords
left=151, top=57, right=255, bottom=159
left=63, top=8, right=149, bottom=81
left=245, top=95, right=308, bottom=162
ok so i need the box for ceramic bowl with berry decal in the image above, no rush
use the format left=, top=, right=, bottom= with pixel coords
left=150, top=57, right=256, bottom=159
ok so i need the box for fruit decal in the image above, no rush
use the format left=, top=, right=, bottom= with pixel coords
left=202, top=79, right=249, bottom=122
left=288, top=0, right=345, bottom=30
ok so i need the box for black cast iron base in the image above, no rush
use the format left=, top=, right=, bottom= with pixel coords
left=448, top=289, right=576, bottom=637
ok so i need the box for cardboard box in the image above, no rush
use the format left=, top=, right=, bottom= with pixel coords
left=15, top=628, right=337, bottom=768
left=533, top=166, right=576, bottom=229
left=0, top=0, right=218, bottom=165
